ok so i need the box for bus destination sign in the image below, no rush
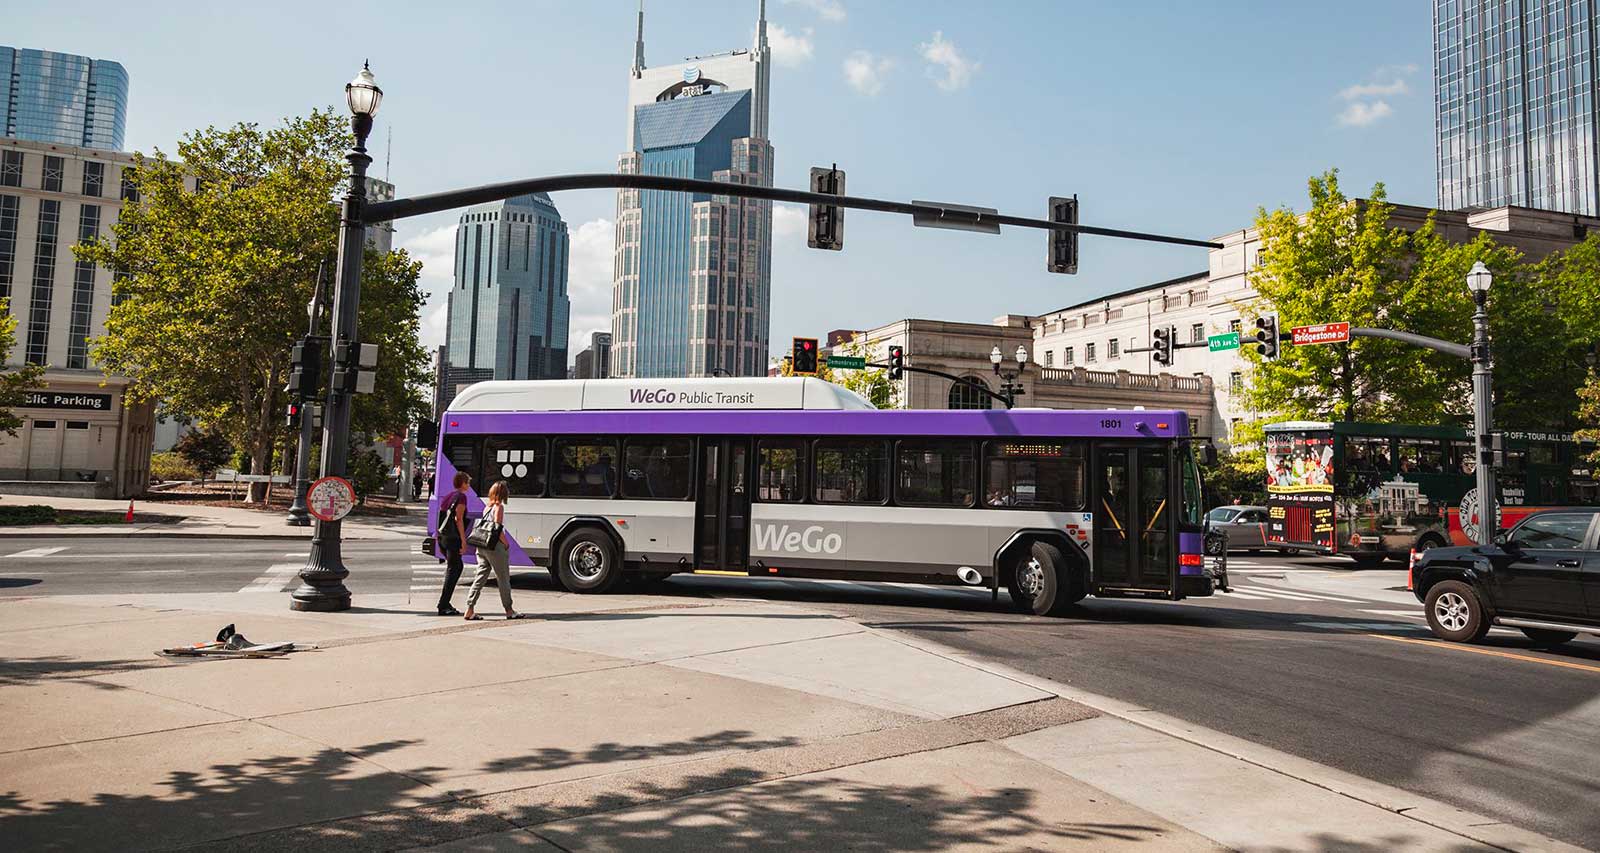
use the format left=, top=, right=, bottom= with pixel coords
left=1291, top=322, right=1350, bottom=346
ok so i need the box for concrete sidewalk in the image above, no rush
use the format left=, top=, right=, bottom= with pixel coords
left=0, top=495, right=421, bottom=540
left=0, top=587, right=1581, bottom=852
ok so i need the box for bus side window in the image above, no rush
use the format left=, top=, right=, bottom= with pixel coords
left=442, top=435, right=480, bottom=486
left=484, top=437, right=547, bottom=496
left=622, top=438, right=693, bottom=500
left=757, top=439, right=806, bottom=502
left=553, top=437, right=620, bottom=498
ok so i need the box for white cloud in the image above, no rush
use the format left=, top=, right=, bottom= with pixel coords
left=566, top=218, right=615, bottom=357
left=843, top=51, right=893, bottom=96
left=1339, top=79, right=1409, bottom=100
left=398, top=224, right=458, bottom=350
left=1335, top=64, right=1417, bottom=127
left=768, top=23, right=815, bottom=67
left=772, top=203, right=806, bottom=238
left=1338, top=100, right=1394, bottom=127
left=919, top=31, right=979, bottom=91
left=783, top=0, right=845, bottom=22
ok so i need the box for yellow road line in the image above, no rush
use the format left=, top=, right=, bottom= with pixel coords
left=1367, top=633, right=1600, bottom=674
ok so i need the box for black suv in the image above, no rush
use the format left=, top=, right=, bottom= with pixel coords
left=1411, top=508, right=1600, bottom=645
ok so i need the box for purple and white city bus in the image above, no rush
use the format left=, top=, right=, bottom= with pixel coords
left=423, top=377, right=1223, bottom=616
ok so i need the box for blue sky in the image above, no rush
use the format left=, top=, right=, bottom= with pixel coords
left=10, top=0, right=1436, bottom=362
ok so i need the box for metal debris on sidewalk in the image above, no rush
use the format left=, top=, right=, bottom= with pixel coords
left=156, top=623, right=319, bottom=659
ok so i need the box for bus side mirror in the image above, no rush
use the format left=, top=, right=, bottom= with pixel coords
left=417, top=419, right=439, bottom=449
left=1201, top=444, right=1218, bottom=466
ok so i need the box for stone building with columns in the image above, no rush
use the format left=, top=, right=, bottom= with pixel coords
left=825, top=315, right=1216, bottom=438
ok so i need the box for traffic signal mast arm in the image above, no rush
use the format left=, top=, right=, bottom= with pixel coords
left=365, top=172, right=1223, bottom=251
left=859, top=360, right=1018, bottom=409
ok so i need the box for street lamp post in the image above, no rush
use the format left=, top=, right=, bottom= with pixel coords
left=1467, top=261, right=1497, bottom=546
left=990, top=345, right=1029, bottom=409
left=291, top=63, right=382, bottom=612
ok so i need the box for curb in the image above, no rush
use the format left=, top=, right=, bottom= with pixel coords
left=0, top=530, right=405, bottom=541
left=858, top=622, right=1585, bottom=853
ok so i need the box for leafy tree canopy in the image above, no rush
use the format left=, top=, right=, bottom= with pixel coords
left=1241, top=169, right=1583, bottom=431
left=0, top=298, right=48, bottom=438
left=76, top=110, right=431, bottom=497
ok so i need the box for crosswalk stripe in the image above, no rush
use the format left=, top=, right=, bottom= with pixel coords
left=1216, top=590, right=1273, bottom=601
left=1362, top=609, right=1424, bottom=619
left=5, top=546, right=70, bottom=558
left=410, top=584, right=440, bottom=591
left=240, top=562, right=302, bottom=592
left=1235, top=585, right=1365, bottom=604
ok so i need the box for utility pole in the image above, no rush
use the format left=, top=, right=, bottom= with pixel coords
left=286, top=261, right=328, bottom=526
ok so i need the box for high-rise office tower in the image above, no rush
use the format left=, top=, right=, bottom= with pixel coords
left=445, top=193, right=571, bottom=381
left=1435, top=1, right=1600, bottom=214
left=0, top=47, right=129, bottom=151
left=611, top=1, right=773, bottom=377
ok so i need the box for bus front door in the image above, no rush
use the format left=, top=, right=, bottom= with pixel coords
left=696, top=438, right=753, bottom=572
left=1093, top=444, right=1175, bottom=592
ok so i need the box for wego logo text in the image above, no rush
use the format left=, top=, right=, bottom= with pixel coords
left=752, top=524, right=844, bottom=555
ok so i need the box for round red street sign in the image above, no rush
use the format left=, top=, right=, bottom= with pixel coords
left=306, top=476, right=357, bottom=522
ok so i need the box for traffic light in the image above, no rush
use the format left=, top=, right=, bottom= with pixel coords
left=1047, top=195, right=1079, bottom=275
left=285, top=401, right=301, bottom=428
left=888, top=345, right=905, bottom=380
left=284, top=339, right=323, bottom=398
left=808, top=165, right=845, bottom=251
left=1152, top=325, right=1174, bottom=367
left=792, top=337, right=819, bottom=375
left=1254, top=315, right=1280, bottom=360
left=332, top=342, right=380, bottom=394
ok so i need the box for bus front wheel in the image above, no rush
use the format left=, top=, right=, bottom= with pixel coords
left=1007, top=541, right=1077, bottom=617
left=557, top=528, right=623, bottom=594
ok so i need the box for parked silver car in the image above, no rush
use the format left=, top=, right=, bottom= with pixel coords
left=1206, top=505, right=1299, bottom=556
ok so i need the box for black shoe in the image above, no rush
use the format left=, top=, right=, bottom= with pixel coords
left=438, top=606, right=462, bottom=616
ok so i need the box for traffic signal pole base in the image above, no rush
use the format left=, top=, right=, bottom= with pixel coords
left=285, top=499, right=312, bottom=527
left=291, top=522, right=351, bottom=612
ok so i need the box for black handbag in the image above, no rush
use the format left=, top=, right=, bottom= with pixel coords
left=466, top=505, right=503, bottom=549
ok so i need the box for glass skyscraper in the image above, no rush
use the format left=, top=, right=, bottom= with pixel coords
left=445, top=193, right=571, bottom=381
left=0, top=47, right=129, bottom=151
left=1435, top=1, right=1600, bottom=214
left=611, top=1, right=773, bottom=377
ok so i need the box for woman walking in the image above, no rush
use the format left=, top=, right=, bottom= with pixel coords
left=435, top=471, right=471, bottom=616
left=464, top=480, right=525, bottom=621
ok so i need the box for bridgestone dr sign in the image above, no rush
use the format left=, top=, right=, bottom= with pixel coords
left=1291, top=322, right=1351, bottom=347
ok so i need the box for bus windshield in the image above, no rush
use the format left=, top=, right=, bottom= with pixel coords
left=1180, top=443, right=1204, bottom=526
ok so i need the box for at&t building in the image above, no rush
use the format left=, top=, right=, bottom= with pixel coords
left=611, top=2, right=773, bottom=377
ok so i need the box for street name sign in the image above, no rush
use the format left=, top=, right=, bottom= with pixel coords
left=1206, top=332, right=1240, bottom=352
left=826, top=355, right=866, bottom=369
left=1291, top=322, right=1350, bottom=346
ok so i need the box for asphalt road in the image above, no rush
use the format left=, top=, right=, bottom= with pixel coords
left=5, top=537, right=1598, bottom=848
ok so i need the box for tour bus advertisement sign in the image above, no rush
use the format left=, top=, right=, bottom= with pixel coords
left=1291, top=322, right=1351, bottom=346
left=1265, top=432, right=1334, bottom=494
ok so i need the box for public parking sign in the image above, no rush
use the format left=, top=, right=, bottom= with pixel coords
left=1291, top=322, right=1350, bottom=346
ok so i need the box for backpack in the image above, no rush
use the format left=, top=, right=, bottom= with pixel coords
left=437, top=492, right=467, bottom=541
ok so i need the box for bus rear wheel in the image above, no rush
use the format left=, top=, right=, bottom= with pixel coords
left=557, top=528, right=623, bottom=594
left=1007, top=541, right=1077, bottom=617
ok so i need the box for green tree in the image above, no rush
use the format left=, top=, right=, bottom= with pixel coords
left=1241, top=169, right=1523, bottom=427
left=173, top=427, right=234, bottom=478
left=76, top=111, right=431, bottom=501
left=1578, top=373, right=1600, bottom=467
left=0, top=299, right=47, bottom=438
left=1200, top=448, right=1266, bottom=507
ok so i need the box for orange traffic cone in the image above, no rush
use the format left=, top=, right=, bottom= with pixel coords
left=124, top=499, right=135, bottom=523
